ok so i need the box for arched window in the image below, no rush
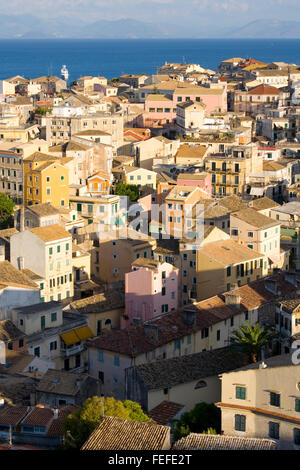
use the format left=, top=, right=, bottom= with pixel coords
left=195, top=380, right=207, bottom=389
left=105, top=319, right=112, bottom=326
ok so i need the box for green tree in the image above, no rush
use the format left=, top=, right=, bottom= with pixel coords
left=114, top=183, right=141, bottom=202
left=0, top=193, right=14, bottom=229
left=62, top=396, right=149, bottom=449
left=173, top=402, right=221, bottom=441
left=230, top=321, right=277, bottom=363
left=35, top=107, right=51, bottom=115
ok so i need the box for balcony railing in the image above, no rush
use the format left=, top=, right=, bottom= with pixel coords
left=61, top=343, right=84, bottom=357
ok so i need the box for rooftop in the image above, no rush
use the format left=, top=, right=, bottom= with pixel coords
left=173, top=433, right=276, bottom=450
left=231, top=207, right=279, bottom=229
left=0, top=319, right=25, bottom=342
left=198, top=238, right=263, bottom=266
left=132, top=347, right=249, bottom=390
left=29, top=225, right=71, bottom=242
left=81, top=416, right=170, bottom=450
left=249, top=197, right=280, bottom=211
left=27, top=203, right=59, bottom=218
left=36, top=369, right=89, bottom=396
left=148, top=401, right=184, bottom=426
left=0, top=261, right=38, bottom=290
left=175, top=144, right=207, bottom=160
left=70, top=290, right=124, bottom=315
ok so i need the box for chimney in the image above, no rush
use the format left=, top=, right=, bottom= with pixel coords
left=224, top=292, right=241, bottom=309
left=182, top=309, right=196, bottom=327
left=143, top=324, right=159, bottom=342
left=264, top=279, right=279, bottom=295
left=17, top=256, right=24, bottom=270
left=284, top=272, right=298, bottom=287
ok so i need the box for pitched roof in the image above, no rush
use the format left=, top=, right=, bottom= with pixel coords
left=219, top=195, right=246, bottom=212
left=87, top=273, right=296, bottom=357
left=70, top=290, right=124, bottom=315
left=81, top=416, right=170, bottom=450
left=175, top=144, right=207, bottom=160
left=0, top=320, right=25, bottom=342
left=248, top=84, right=280, bottom=95
left=23, top=152, right=57, bottom=162
left=198, top=239, right=263, bottom=266
left=263, top=161, right=285, bottom=171
left=0, top=406, right=29, bottom=425
left=173, top=433, right=276, bottom=450
left=0, top=261, right=38, bottom=290
left=36, top=369, right=89, bottom=396
left=132, top=347, right=249, bottom=390
left=250, top=196, right=280, bottom=211
left=73, top=129, right=111, bottom=137
left=27, top=203, right=59, bottom=217
left=231, top=207, right=279, bottom=229
left=148, top=401, right=184, bottom=425
left=0, top=350, right=36, bottom=375
left=29, top=225, right=71, bottom=242
left=21, top=406, right=53, bottom=426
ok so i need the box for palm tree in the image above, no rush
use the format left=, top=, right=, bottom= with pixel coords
left=230, top=321, right=277, bottom=363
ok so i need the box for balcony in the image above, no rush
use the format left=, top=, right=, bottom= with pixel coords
left=61, top=343, right=85, bottom=357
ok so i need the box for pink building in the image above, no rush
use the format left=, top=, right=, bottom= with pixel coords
left=143, top=94, right=177, bottom=128
left=177, top=172, right=212, bottom=198
left=122, top=259, right=179, bottom=328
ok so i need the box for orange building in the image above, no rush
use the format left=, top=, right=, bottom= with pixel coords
left=87, top=170, right=110, bottom=195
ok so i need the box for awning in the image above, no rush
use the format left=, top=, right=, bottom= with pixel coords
left=60, top=330, right=79, bottom=346
left=60, top=326, right=93, bottom=345
left=75, top=326, right=94, bottom=341
left=250, top=187, right=264, bottom=196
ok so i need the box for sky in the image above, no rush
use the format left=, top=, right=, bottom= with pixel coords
left=0, top=0, right=299, bottom=27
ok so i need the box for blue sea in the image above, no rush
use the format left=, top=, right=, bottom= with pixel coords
left=1, top=38, right=300, bottom=82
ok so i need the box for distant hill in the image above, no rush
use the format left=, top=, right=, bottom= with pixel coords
left=225, top=19, right=300, bottom=39
left=0, top=15, right=300, bottom=39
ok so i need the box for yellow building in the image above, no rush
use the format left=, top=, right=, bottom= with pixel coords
left=195, top=238, right=268, bottom=301
left=205, top=147, right=262, bottom=197
left=23, top=152, right=69, bottom=207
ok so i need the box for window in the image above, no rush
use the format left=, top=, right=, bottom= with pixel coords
left=236, top=386, right=246, bottom=400
left=114, top=355, right=120, bottom=366
left=201, top=328, right=209, bottom=339
left=270, top=392, right=280, bottom=407
left=98, top=349, right=104, bottom=362
left=294, top=428, right=300, bottom=445
left=51, top=312, right=57, bottom=322
left=269, top=422, right=279, bottom=439
left=230, top=317, right=234, bottom=327
left=66, top=243, right=69, bottom=251
left=49, top=247, right=53, bottom=255
left=296, top=398, right=300, bottom=412
left=162, top=287, right=166, bottom=296
left=57, top=245, right=60, bottom=253
left=248, top=232, right=253, bottom=238
left=227, top=266, right=231, bottom=277
left=34, top=347, right=40, bottom=358
left=50, top=341, right=57, bottom=351
left=232, top=229, right=238, bottom=236
left=234, top=414, right=246, bottom=432
left=174, top=339, right=181, bottom=350
left=18, top=338, right=23, bottom=349
left=217, top=330, right=220, bottom=341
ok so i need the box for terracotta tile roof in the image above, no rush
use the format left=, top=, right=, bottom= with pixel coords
left=0, top=261, right=38, bottom=290
left=219, top=195, right=247, bottom=212
left=132, top=347, right=249, bottom=390
left=250, top=197, right=280, bottom=211
left=248, top=84, right=280, bottom=96
left=47, top=405, right=78, bottom=436
left=36, top=369, right=89, bottom=396
left=0, top=406, right=29, bottom=425
left=81, top=416, right=170, bottom=450
left=198, top=238, right=263, bottom=266
left=70, top=290, right=124, bottom=315
left=0, top=320, right=24, bottom=342
left=87, top=273, right=297, bottom=357
left=173, top=433, right=276, bottom=450
left=131, top=258, right=161, bottom=270
left=23, top=152, right=58, bottom=162
left=27, top=203, right=59, bottom=217
left=175, top=144, right=207, bottom=160
left=148, top=401, right=184, bottom=425
left=29, top=225, right=71, bottom=242
left=279, top=298, right=300, bottom=314
left=231, top=207, right=279, bottom=229
left=0, top=350, right=35, bottom=375
left=21, top=406, right=53, bottom=426
left=263, top=161, right=285, bottom=171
